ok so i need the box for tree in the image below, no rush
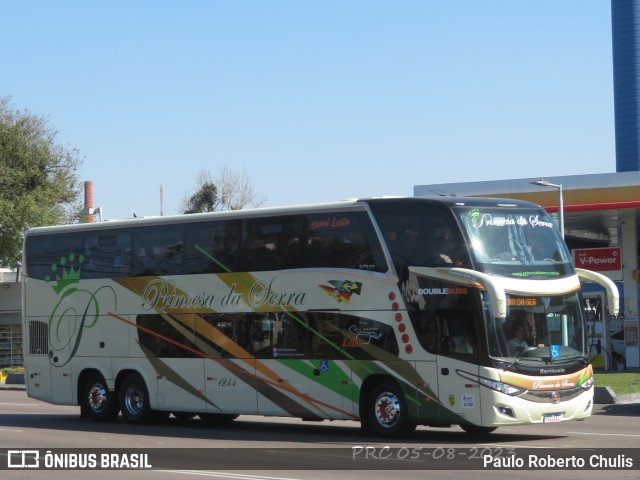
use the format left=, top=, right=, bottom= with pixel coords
left=0, top=97, right=82, bottom=267
left=215, top=165, right=267, bottom=211
left=182, top=166, right=266, bottom=214
left=183, top=170, right=219, bottom=213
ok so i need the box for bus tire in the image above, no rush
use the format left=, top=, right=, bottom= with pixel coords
left=364, top=380, right=416, bottom=438
left=82, top=373, right=119, bottom=422
left=119, top=373, right=155, bottom=424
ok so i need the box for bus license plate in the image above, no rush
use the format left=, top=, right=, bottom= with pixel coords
left=543, top=413, right=563, bottom=423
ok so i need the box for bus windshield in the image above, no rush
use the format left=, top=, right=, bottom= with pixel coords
left=487, top=292, right=587, bottom=365
left=454, top=205, right=572, bottom=278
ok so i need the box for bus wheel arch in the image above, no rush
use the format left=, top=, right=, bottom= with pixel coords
left=79, top=369, right=119, bottom=422
left=360, top=376, right=416, bottom=438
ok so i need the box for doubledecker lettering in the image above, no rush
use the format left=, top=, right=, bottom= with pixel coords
left=418, top=287, right=468, bottom=295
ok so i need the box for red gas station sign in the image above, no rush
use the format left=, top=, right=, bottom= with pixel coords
left=572, top=247, right=622, bottom=273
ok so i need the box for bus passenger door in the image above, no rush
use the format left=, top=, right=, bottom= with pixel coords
left=437, top=355, right=482, bottom=426
left=413, top=360, right=443, bottom=425
left=434, top=302, right=483, bottom=426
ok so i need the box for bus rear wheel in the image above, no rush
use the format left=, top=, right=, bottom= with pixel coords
left=82, top=373, right=119, bottom=422
left=119, top=373, right=158, bottom=424
left=364, top=380, right=416, bottom=438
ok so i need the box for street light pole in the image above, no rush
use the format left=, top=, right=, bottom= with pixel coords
left=530, top=179, right=564, bottom=238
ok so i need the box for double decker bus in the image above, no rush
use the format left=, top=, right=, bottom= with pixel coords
left=22, top=197, right=618, bottom=437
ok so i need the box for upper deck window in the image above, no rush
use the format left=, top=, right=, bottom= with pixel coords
left=455, top=206, right=573, bottom=277
left=367, top=200, right=471, bottom=273
left=25, top=208, right=388, bottom=280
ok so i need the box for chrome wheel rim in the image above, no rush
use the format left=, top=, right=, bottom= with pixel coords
left=374, top=391, right=401, bottom=429
left=123, top=384, right=145, bottom=416
left=88, top=383, right=108, bottom=413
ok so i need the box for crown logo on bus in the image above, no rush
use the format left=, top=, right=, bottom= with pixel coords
left=45, top=254, right=84, bottom=294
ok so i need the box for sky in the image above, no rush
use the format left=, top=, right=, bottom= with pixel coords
left=1, top=1, right=615, bottom=220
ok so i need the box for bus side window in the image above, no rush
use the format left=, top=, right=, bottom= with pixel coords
left=132, top=226, right=184, bottom=276
left=82, top=231, right=131, bottom=278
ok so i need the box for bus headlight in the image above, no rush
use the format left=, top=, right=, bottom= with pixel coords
left=477, top=377, right=525, bottom=396
left=457, top=370, right=525, bottom=396
left=580, top=377, right=594, bottom=391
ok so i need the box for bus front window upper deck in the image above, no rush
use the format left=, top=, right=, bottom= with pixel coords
left=455, top=206, right=572, bottom=278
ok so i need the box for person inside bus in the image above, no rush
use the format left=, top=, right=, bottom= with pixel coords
left=432, top=225, right=468, bottom=267
left=526, top=229, right=561, bottom=262
left=507, top=323, right=529, bottom=356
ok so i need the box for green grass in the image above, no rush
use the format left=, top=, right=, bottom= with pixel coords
left=594, top=372, right=640, bottom=396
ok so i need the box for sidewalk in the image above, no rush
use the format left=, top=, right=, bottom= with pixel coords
left=0, top=383, right=25, bottom=391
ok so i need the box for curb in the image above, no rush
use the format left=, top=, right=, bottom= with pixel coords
left=0, top=384, right=25, bottom=391
left=594, top=386, right=616, bottom=404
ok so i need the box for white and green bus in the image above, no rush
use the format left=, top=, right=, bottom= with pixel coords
left=22, top=197, right=618, bottom=437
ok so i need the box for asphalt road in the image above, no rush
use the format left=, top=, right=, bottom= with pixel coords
left=0, top=388, right=639, bottom=479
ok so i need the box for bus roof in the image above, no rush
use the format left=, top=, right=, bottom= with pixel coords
left=24, top=196, right=543, bottom=236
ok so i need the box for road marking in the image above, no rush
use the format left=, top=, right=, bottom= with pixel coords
left=0, top=428, right=23, bottom=432
left=567, top=432, right=640, bottom=437
left=158, top=471, right=303, bottom=480
left=0, top=402, right=38, bottom=407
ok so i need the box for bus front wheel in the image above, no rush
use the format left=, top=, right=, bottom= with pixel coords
left=364, top=380, right=416, bottom=438
left=82, top=373, right=119, bottom=422
left=119, top=373, right=156, bottom=424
